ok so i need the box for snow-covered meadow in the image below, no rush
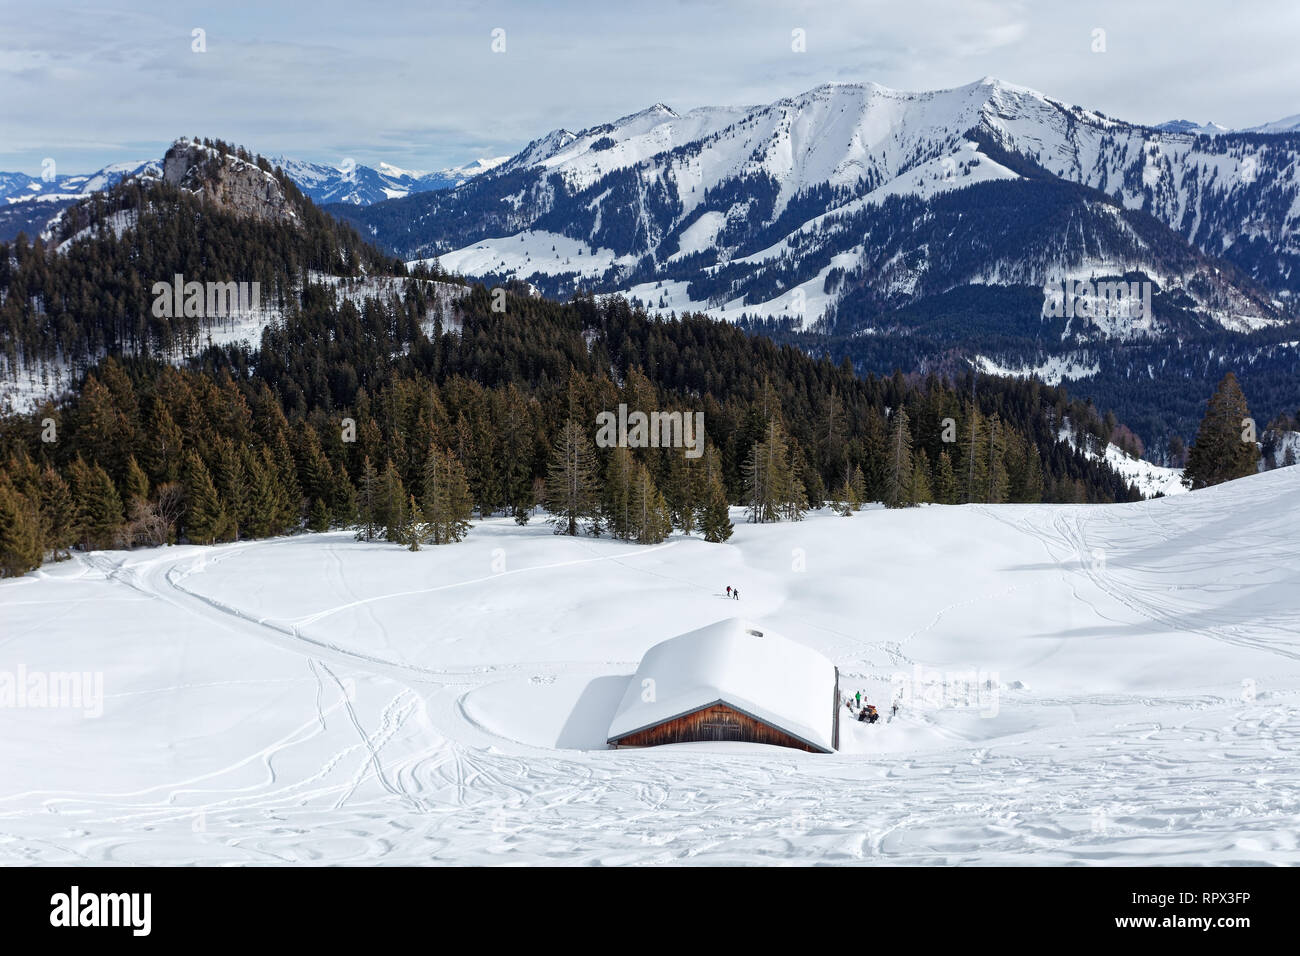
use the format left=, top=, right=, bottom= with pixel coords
left=1, top=467, right=1297, bottom=865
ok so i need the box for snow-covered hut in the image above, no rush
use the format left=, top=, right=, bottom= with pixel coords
left=606, top=618, right=839, bottom=753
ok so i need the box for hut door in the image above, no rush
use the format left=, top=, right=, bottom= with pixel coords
left=700, top=707, right=744, bottom=741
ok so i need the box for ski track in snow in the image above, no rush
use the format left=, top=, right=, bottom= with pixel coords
left=1, top=470, right=1299, bottom=864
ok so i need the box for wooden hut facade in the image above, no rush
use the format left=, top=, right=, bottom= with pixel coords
left=607, top=619, right=840, bottom=753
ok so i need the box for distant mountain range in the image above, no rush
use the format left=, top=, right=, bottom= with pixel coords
left=1155, top=115, right=1300, bottom=135
left=0, top=159, right=163, bottom=204
left=0, top=152, right=508, bottom=241
left=268, top=155, right=509, bottom=206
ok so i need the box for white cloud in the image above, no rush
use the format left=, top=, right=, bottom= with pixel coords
left=2, top=0, right=1298, bottom=174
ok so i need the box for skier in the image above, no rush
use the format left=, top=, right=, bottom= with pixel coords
left=726, top=585, right=732, bottom=598
left=733, top=588, right=739, bottom=601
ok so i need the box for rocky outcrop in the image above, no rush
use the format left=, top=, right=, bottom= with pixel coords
left=162, top=140, right=296, bottom=224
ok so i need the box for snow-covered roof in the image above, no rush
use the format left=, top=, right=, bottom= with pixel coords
left=607, top=618, right=837, bottom=752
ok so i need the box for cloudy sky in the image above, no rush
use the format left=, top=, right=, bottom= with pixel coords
left=3, top=0, right=1298, bottom=175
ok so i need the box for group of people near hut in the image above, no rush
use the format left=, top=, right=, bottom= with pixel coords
left=845, top=689, right=899, bottom=724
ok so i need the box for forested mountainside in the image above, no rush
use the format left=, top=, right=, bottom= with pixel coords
left=0, top=138, right=410, bottom=375
left=0, top=139, right=1152, bottom=577
left=0, top=281, right=1147, bottom=575
left=749, top=283, right=1300, bottom=457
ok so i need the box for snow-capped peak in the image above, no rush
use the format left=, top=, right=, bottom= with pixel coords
left=1155, top=119, right=1230, bottom=136
left=376, top=161, right=429, bottom=178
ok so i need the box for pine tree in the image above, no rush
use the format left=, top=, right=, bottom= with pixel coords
left=331, top=462, right=357, bottom=527
left=211, top=438, right=248, bottom=539
left=984, top=414, right=1009, bottom=503
left=357, top=456, right=380, bottom=541
left=499, top=384, right=537, bottom=521
left=38, top=466, right=77, bottom=559
left=75, top=374, right=132, bottom=482
left=909, top=449, right=933, bottom=505
left=182, top=451, right=228, bottom=545
left=1011, top=442, right=1044, bottom=503
left=829, top=480, right=854, bottom=516
left=884, top=408, right=914, bottom=509
left=421, top=445, right=473, bottom=544
left=297, top=428, right=334, bottom=518
left=271, top=431, right=304, bottom=528
left=545, top=418, right=599, bottom=536
left=1183, top=372, right=1262, bottom=489
left=245, top=448, right=287, bottom=539
left=960, top=404, right=989, bottom=504
left=934, top=450, right=958, bottom=505
left=69, top=459, right=124, bottom=550
left=630, top=463, right=673, bottom=544
left=820, top=386, right=848, bottom=481
left=744, top=420, right=801, bottom=523
left=378, top=459, right=408, bottom=543
left=124, top=455, right=150, bottom=505
left=602, top=445, right=635, bottom=540
left=146, top=402, right=185, bottom=484
left=0, top=480, right=44, bottom=577
left=848, top=463, right=866, bottom=510
left=66, top=455, right=95, bottom=549
left=780, top=436, right=808, bottom=522
left=404, top=496, right=426, bottom=551
left=859, top=409, right=888, bottom=503
left=309, top=497, right=331, bottom=532
left=664, top=448, right=704, bottom=536
left=698, top=452, right=734, bottom=543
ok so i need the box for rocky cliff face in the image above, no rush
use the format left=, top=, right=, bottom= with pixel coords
left=162, top=140, right=296, bottom=224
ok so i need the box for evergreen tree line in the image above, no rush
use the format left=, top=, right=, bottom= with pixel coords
left=0, top=283, right=1154, bottom=576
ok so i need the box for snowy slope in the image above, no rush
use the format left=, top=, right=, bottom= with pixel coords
left=3, top=467, right=1298, bottom=864
left=1057, top=422, right=1187, bottom=498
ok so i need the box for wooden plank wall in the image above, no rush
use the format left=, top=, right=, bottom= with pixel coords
left=612, top=703, right=824, bottom=753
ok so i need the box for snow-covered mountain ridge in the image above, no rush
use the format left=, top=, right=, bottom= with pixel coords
left=325, top=77, right=1299, bottom=341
